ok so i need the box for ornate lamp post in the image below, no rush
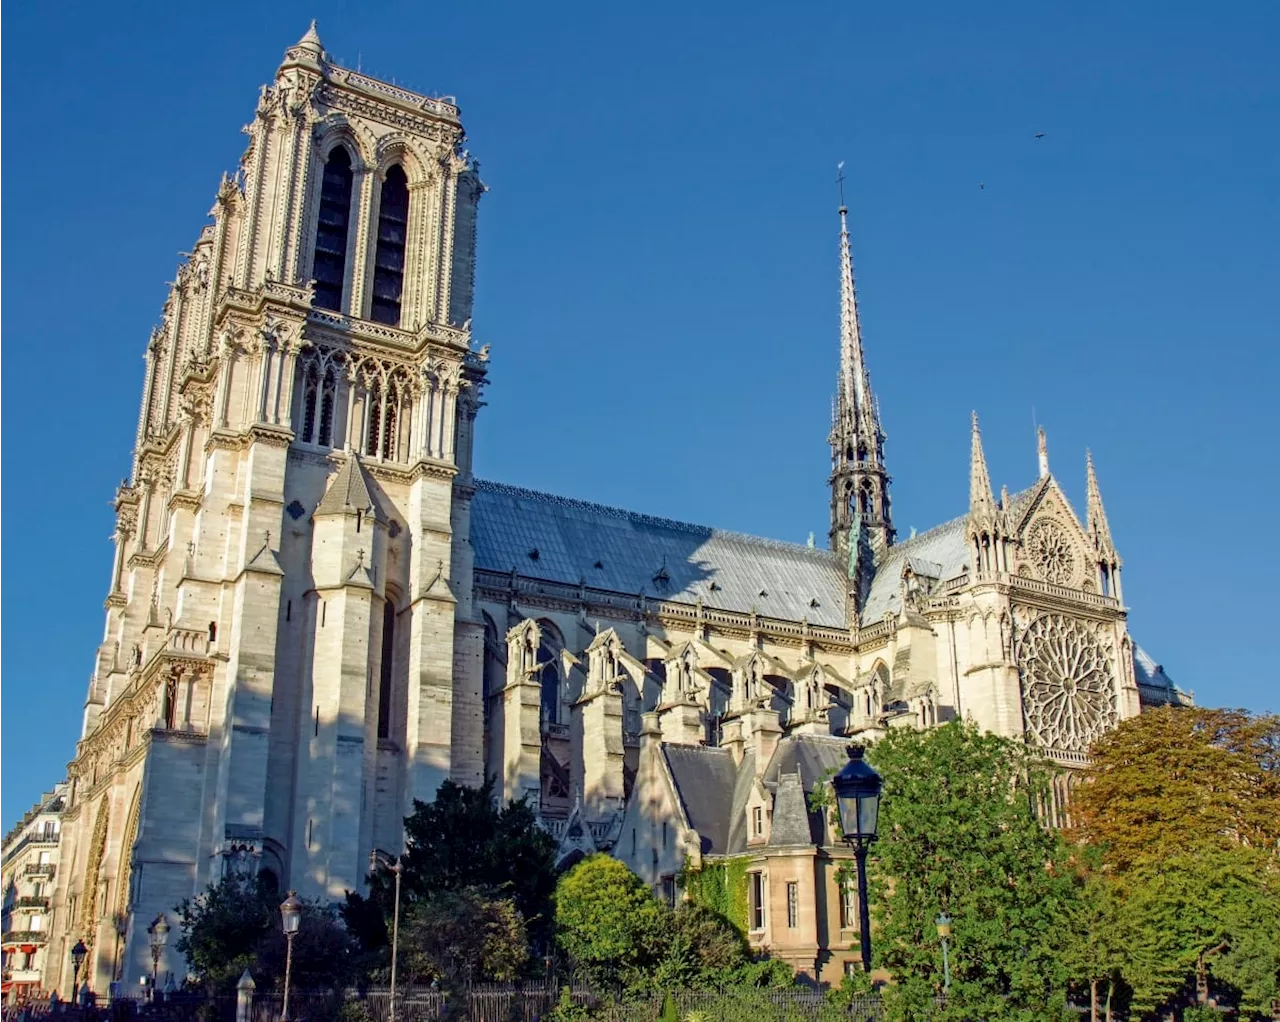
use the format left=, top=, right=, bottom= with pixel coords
left=369, top=852, right=404, bottom=1022
left=147, top=915, right=169, bottom=1000
left=935, top=912, right=952, bottom=994
left=832, top=744, right=883, bottom=974
left=69, top=940, right=88, bottom=1003
left=279, top=892, right=303, bottom=1022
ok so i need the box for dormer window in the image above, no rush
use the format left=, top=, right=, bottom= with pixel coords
left=370, top=165, right=409, bottom=325
left=313, top=146, right=354, bottom=313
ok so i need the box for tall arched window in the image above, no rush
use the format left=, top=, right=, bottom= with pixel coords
left=364, top=382, right=382, bottom=457
left=312, top=147, right=355, bottom=313
left=536, top=621, right=564, bottom=726
left=370, top=165, right=409, bottom=325
left=301, top=365, right=320, bottom=442
left=317, top=368, right=336, bottom=447
left=377, top=599, right=395, bottom=740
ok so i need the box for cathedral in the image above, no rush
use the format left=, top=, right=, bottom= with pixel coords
left=43, top=26, right=1184, bottom=995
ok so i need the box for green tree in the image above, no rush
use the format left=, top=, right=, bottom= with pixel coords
left=863, top=721, right=1078, bottom=1022
left=176, top=874, right=355, bottom=993
left=1070, top=707, right=1280, bottom=1019
left=346, top=779, right=556, bottom=945
left=553, top=854, right=670, bottom=987
left=397, top=887, right=528, bottom=988
left=1118, top=849, right=1280, bottom=1017
left=1061, top=869, right=1131, bottom=1022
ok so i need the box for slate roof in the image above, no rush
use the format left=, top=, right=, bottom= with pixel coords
left=861, top=514, right=969, bottom=620
left=315, top=454, right=385, bottom=520
left=661, top=745, right=739, bottom=855
left=471, top=480, right=848, bottom=627
left=1134, top=646, right=1187, bottom=706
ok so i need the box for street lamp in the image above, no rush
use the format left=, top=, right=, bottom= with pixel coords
left=935, top=912, right=952, bottom=994
left=70, top=940, right=88, bottom=1003
left=279, top=892, right=303, bottom=1022
left=832, top=743, right=883, bottom=975
left=369, top=851, right=404, bottom=1022
left=147, top=915, right=169, bottom=1000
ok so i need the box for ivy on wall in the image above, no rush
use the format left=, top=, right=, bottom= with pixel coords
left=679, top=856, right=751, bottom=935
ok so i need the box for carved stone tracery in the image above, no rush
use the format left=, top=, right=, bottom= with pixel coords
left=1016, top=614, right=1118, bottom=752
left=1026, top=518, right=1079, bottom=587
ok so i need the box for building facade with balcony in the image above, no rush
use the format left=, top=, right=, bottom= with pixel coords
left=2, top=784, right=69, bottom=1001
left=43, top=24, right=1188, bottom=998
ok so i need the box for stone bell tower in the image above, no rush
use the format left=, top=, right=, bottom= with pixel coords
left=53, top=24, right=488, bottom=996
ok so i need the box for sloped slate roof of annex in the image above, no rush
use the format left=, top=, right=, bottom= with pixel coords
left=471, top=480, right=849, bottom=627
left=661, top=744, right=739, bottom=855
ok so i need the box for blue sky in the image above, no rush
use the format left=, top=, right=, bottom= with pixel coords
left=3, top=1, right=1277, bottom=827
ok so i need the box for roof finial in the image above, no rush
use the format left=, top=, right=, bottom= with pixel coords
left=1037, top=426, right=1049, bottom=479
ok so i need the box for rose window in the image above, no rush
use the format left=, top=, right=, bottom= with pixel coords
left=1026, top=519, right=1078, bottom=586
left=1017, top=614, right=1118, bottom=752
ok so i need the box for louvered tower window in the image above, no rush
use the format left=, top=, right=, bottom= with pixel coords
left=370, top=165, right=409, bottom=325
left=312, top=147, right=354, bottom=312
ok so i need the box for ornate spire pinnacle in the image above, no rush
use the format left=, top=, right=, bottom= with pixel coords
left=837, top=191, right=877, bottom=434
left=969, top=412, right=995, bottom=515
left=1037, top=426, right=1050, bottom=479
left=1086, top=450, right=1117, bottom=558
left=298, top=19, right=324, bottom=53
left=828, top=168, right=894, bottom=608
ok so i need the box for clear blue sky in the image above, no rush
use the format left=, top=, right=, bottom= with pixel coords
left=3, top=1, right=1276, bottom=827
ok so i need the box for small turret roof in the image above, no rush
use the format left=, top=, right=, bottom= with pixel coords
left=297, top=20, right=324, bottom=53
left=315, top=454, right=385, bottom=521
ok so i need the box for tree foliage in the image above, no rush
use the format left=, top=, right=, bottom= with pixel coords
left=398, top=887, right=528, bottom=988
left=1069, top=706, right=1280, bottom=872
left=864, top=720, right=1078, bottom=1021
left=343, top=776, right=558, bottom=973
left=175, top=874, right=356, bottom=994
left=1066, top=707, right=1280, bottom=1020
left=553, top=855, right=671, bottom=987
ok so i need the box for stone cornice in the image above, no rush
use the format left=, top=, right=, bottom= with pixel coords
left=248, top=423, right=295, bottom=449
left=168, top=490, right=203, bottom=513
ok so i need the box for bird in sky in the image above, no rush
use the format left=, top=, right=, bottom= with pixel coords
left=1034, top=132, right=1046, bottom=139
left=979, top=182, right=985, bottom=190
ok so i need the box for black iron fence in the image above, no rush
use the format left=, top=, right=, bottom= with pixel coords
left=244, top=986, right=884, bottom=1022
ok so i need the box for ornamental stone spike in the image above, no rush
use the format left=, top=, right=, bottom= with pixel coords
left=1037, top=425, right=1050, bottom=479
left=969, top=411, right=996, bottom=516
left=1086, top=450, right=1117, bottom=558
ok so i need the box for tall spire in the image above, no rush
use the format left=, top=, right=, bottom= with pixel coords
left=829, top=168, right=893, bottom=616
left=837, top=201, right=877, bottom=434
left=1085, top=450, right=1117, bottom=559
left=1037, top=426, right=1050, bottom=479
left=969, top=412, right=995, bottom=515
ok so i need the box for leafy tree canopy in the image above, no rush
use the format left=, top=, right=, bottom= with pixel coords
left=398, top=887, right=528, bottom=989
left=863, top=720, right=1078, bottom=1021
left=345, top=777, right=558, bottom=954
left=554, top=854, right=670, bottom=987
left=1069, top=706, right=1280, bottom=872
left=176, top=874, right=356, bottom=994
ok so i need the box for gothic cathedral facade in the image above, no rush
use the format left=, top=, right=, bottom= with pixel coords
left=47, top=28, right=1183, bottom=993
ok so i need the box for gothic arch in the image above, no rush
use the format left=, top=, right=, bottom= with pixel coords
left=114, top=786, right=142, bottom=917
left=536, top=619, right=565, bottom=725
left=79, top=799, right=111, bottom=944
left=373, top=134, right=433, bottom=186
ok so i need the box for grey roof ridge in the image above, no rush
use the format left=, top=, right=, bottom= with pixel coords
left=888, top=481, right=1041, bottom=558
left=475, top=478, right=838, bottom=560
